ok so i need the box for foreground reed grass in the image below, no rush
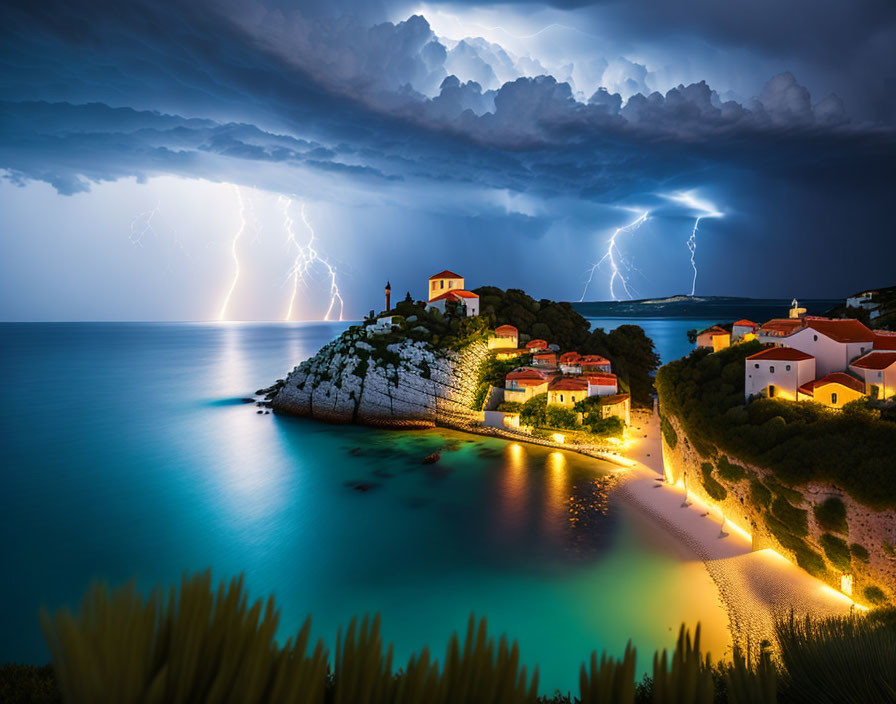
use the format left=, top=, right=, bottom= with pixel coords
left=27, top=571, right=895, bottom=704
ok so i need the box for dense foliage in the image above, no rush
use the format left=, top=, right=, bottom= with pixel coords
left=656, top=342, right=896, bottom=509
left=20, top=572, right=896, bottom=704
left=813, top=498, right=848, bottom=535
left=544, top=405, right=579, bottom=429
left=472, top=356, right=530, bottom=410
left=475, top=287, right=660, bottom=406
left=520, top=393, right=548, bottom=427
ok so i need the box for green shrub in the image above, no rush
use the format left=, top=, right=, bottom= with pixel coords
left=750, top=479, right=772, bottom=508
left=793, top=544, right=828, bottom=579
left=589, top=416, right=625, bottom=439
left=545, top=405, right=579, bottom=430
left=865, top=586, right=887, bottom=605
left=716, top=456, right=748, bottom=482
left=660, top=416, right=678, bottom=449
left=765, top=479, right=805, bottom=506
left=819, top=533, right=852, bottom=571
left=496, top=401, right=523, bottom=413
left=850, top=543, right=870, bottom=563
left=0, top=664, right=59, bottom=704
left=700, top=462, right=728, bottom=501
left=813, top=497, right=848, bottom=535
left=655, top=340, right=896, bottom=510
left=771, top=497, right=808, bottom=537
left=520, top=393, right=548, bottom=427
left=775, top=611, right=896, bottom=702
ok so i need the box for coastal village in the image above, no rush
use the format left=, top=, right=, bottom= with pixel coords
left=386, top=269, right=632, bottom=443
left=695, top=299, right=896, bottom=407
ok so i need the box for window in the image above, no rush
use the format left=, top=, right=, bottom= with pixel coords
left=770, top=366, right=775, bottom=373
left=560, top=394, right=565, bottom=403
left=769, top=385, right=776, bottom=398
left=754, top=363, right=760, bottom=369
left=440, top=280, right=444, bottom=289
left=431, top=281, right=436, bottom=290
left=786, top=365, right=791, bottom=371
left=448, top=280, right=454, bottom=288
left=831, top=392, right=838, bottom=404
left=813, top=334, right=818, bottom=341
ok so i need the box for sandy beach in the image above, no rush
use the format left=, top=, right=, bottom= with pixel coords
left=616, top=408, right=858, bottom=655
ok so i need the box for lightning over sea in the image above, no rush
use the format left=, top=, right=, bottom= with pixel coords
left=580, top=210, right=649, bottom=302
left=664, top=192, right=723, bottom=296
left=280, top=197, right=344, bottom=322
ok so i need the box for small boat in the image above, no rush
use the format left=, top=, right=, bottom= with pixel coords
left=422, top=452, right=441, bottom=465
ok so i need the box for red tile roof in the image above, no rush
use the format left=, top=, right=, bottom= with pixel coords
left=428, top=270, right=463, bottom=280
left=506, top=369, right=547, bottom=380
left=851, top=352, right=896, bottom=370
left=585, top=372, right=618, bottom=385
left=548, top=377, right=590, bottom=391
left=746, top=347, right=814, bottom=361
left=873, top=331, right=896, bottom=351
left=760, top=319, right=806, bottom=336
left=559, top=352, right=581, bottom=363
left=698, top=325, right=728, bottom=336
left=494, top=325, right=518, bottom=337
left=733, top=319, right=758, bottom=327
left=802, top=372, right=866, bottom=394
left=599, top=393, right=630, bottom=405
left=428, top=289, right=479, bottom=303
left=580, top=355, right=611, bottom=365
left=802, top=317, right=874, bottom=344
left=525, top=339, right=548, bottom=349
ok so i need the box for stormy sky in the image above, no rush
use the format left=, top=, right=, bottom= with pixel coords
left=0, top=0, right=894, bottom=320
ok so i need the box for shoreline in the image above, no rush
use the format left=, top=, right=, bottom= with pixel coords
left=444, top=409, right=858, bottom=654
left=272, top=403, right=859, bottom=654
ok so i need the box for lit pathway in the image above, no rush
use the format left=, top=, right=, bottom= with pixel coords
left=615, top=408, right=858, bottom=656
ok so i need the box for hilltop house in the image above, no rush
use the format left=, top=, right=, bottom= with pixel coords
left=697, top=325, right=731, bottom=351
left=744, top=347, right=816, bottom=401
left=740, top=310, right=896, bottom=406
left=426, top=270, right=480, bottom=317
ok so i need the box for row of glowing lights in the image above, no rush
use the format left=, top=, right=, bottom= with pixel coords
left=509, top=435, right=866, bottom=610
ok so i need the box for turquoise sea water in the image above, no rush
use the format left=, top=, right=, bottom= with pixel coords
left=0, top=322, right=726, bottom=692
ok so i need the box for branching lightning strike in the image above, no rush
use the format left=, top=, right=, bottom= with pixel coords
left=580, top=210, right=649, bottom=302
left=665, top=192, right=722, bottom=296
left=281, top=197, right=344, bottom=322
left=218, top=185, right=246, bottom=321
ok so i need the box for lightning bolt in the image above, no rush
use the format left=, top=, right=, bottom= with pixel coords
left=580, top=210, right=649, bottom=302
left=665, top=191, right=722, bottom=297
left=129, top=204, right=161, bottom=247
left=280, top=198, right=344, bottom=321
left=218, top=185, right=246, bottom=321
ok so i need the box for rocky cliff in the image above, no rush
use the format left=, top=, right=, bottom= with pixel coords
left=271, top=323, right=490, bottom=428
left=661, top=414, right=896, bottom=607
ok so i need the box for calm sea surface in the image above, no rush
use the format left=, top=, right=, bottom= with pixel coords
left=0, top=322, right=725, bottom=692
left=586, top=317, right=716, bottom=364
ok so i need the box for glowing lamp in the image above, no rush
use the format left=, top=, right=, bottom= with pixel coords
left=551, top=433, right=565, bottom=444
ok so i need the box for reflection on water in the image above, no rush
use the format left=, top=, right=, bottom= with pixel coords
left=0, top=322, right=730, bottom=692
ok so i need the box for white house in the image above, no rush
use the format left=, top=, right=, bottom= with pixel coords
left=757, top=318, right=806, bottom=345
left=850, top=352, right=896, bottom=400
left=426, top=270, right=480, bottom=317
left=745, top=347, right=816, bottom=401
left=781, top=317, right=874, bottom=378
left=584, top=372, right=618, bottom=397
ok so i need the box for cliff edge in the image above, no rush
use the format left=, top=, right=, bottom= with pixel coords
left=272, top=322, right=489, bottom=428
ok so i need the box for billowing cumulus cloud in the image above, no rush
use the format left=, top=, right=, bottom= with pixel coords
left=0, top=0, right=894, bottom=318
